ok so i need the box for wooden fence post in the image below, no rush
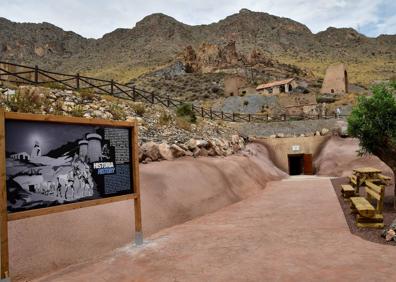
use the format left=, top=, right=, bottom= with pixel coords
left=151, top=93, right=155, bottom=104
left=201, top=107, right=204, bottom=118
left=232, top=112, right=235, bottom=122
left=110, top=80, right=114, bottom=95
left=167, top=96, right=170, bottom=107
left=210, top=108, right=213, bottom=119
left=132, top=86, right=136, bottom=101
left=248, top=114, right=251, bottom=122
left=221, top=111, right=224, bottom=120
left=76, top=73, right=80, bottom=90
left=34, top=65, right=39, bottom=84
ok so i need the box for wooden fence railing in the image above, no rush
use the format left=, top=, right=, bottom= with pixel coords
left=0, top=61, right=346, bottom=123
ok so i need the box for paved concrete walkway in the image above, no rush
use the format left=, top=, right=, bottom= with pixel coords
left=35, top=178, right=396, bottom=282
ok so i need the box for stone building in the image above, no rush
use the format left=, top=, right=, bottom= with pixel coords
left=224, top=75, right=247, bottom=96
left=256, top=78, right=298, bottom=95
left=320, top=64, right=348, bottom=94
left=10, top=152, right=30, bottom=161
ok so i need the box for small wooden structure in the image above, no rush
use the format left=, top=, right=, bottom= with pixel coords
left=350, top=167, right=388, bottom=194
left=341, top=184, right=355, bottom=199
left=350, top=181, right=385, bottom=228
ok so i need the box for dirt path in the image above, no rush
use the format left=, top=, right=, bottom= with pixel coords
left=35, top=177, right=396, bottom=281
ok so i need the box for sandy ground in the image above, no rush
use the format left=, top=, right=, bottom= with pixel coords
left=34, top=177, right=396, bottom=282
left=9, top=143, right=286, bottom=281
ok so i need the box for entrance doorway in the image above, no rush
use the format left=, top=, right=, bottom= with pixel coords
left=288, top=154, right=313, bottom=175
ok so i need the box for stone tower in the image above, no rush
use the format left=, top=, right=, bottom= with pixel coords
left=320, top=64, right=348, bottom=94
left=86, top=133, right=102, bottom=163
left=31, top=141, right=41, bottom=159
left=78, top=139, right=88, bottom=161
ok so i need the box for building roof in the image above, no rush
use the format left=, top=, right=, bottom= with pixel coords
left=256, top=78, right=295, bottom=90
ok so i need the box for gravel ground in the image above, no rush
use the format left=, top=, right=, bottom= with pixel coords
left=331, top=177, right=396, bottom=246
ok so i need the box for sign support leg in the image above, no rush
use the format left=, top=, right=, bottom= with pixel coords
left=0, top=110, right=9, bottom=279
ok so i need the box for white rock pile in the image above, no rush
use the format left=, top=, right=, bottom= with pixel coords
left=139, top=135, right=245, bottom=163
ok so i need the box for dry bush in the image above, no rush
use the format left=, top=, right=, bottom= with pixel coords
left=79, top=88, right=95, bottom=101
left=175, top=117, right=191, bottom=131
left=109, top=104, right=127, bottom=120
left=131, top=103, right=146, bottom=117
left=158, top=110, right=173, bottom=126
left=70, top=105, right=84, bottom=117
left=8, top=88, right=46, bottom=113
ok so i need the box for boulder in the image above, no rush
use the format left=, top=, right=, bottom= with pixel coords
left=207, top=147, right=218, bottom=156
left=138, top=148, right=144, bottom=162
left=169, top=144, right=186, bottom=158
left=321, top=128, right=330, bottom=136
left=195, top=147, right=209, bottom=157
left=158, top=143, right=173, bottom=160
left=196, top=139, right=208, bottom=148
left=276, top=133, right=285, bottom=138
left=231, top=134, right=240, bottom=144
left=141, top=141, right=160, bottom=161
left=186, top=138, right=198, bottom=150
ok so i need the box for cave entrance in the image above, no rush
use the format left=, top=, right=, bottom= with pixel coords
left=288, top=154, right=313, bottom=175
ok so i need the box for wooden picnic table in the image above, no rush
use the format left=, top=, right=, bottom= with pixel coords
left=352, top=167, right=386, bottom=193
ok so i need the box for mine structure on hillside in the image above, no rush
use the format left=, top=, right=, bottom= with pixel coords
left=320, top=64, right=349, bottom=94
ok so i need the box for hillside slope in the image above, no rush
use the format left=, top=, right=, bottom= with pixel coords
left=1, top=9, right=395, bottom=84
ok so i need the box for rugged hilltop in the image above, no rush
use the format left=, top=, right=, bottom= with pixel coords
left=1, top=9, right=395, bottom=84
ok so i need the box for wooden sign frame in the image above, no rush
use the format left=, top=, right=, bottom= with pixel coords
left=0, top=111, right=142, bottom=279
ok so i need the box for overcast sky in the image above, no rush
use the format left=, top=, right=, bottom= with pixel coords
left=1, top=0, right=395, bottom=39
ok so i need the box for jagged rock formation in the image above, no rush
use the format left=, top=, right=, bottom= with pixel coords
left=0, top=9, right=395, bottom=84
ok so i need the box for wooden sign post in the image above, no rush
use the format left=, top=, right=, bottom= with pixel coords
left=0, top=111, right=142, bottom=279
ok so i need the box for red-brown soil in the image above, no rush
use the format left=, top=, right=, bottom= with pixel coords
left=9, top=143, right=286, bottom=281
left=34, top=178, right=396, bottom=282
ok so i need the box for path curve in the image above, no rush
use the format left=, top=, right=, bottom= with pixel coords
left=35, top=178, right=396, bottom=281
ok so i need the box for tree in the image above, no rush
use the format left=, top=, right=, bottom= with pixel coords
left=348, top=82, right=396, bottom=207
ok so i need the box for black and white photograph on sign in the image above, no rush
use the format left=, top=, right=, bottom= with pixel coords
left=5, top=120, right=133, bottom=213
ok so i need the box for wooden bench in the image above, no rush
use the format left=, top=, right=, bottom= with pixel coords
left=350, top=181, right=384, bottom=228
left=349, top=175, right=358, bottom=188
left=341, top=184, right=355, bottom=199
left=378, top=174, right=391, bottom=183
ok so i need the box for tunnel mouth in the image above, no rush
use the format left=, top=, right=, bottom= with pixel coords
left=288, top=154, right=304, bottom=175
left=288, top=154, right=313, bottom=175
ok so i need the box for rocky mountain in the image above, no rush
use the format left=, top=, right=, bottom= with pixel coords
left=0, top=9, right=395, bottom=84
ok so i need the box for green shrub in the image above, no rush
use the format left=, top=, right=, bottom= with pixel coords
left=176, top=103, right=196, bottom=123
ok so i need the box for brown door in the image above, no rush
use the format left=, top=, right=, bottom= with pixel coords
left=303, top=154, right=313, bottom=175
